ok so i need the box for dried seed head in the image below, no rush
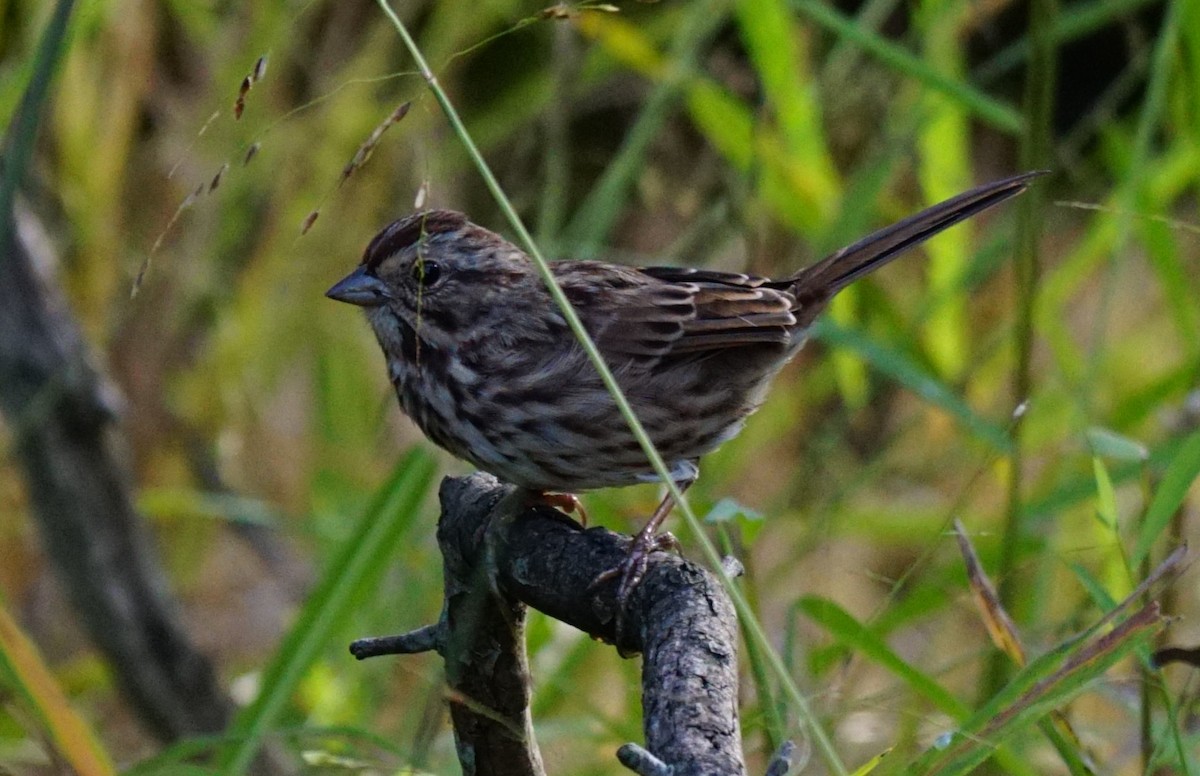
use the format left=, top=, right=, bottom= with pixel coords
left=339, top=102, right=412, bottom=185
left=233, top=54, right=269, bottom=120
left=252, top=54, right=269, bottom=82
left=208, top=162, right=228, bottom=193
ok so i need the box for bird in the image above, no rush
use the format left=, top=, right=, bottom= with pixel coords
left=326, top=170, right=1043, bottom=601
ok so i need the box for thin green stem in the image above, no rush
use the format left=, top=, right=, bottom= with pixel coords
left=1122, top=4, right=1185, bottom=769
left=985, top=0, right=1057, bottom=705
left=536, top=22, right=575, bottom=247
left=0, top=0, right=76, bottom=258
left=791, top=0, right=1023, bottom=134
left=562, top=0, right=728, bottom=255
left=374, top=3, right=847, bottom=772
left=972, top=0, right=1159, bottom=83
left=720, top=526, right=787, bottom=754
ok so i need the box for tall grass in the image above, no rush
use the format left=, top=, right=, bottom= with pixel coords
left=0, top=0, right=1197, bottom=773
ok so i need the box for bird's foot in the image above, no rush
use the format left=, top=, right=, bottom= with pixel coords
left=589, top=525, right=682, bottom=645
left=590, top=529, right=680, bottom=599
left=532, top=491, right=589, bottom=527
left=588, top=482, right=694, bottom=644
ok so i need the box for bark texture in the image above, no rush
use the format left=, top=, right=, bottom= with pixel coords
left=353, top=472, right=745, bottom=775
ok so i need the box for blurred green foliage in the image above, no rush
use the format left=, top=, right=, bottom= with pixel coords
left=2, top=0, right=1199, bottom=773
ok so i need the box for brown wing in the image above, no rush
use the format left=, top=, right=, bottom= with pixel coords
left=639, top=267, right=797, bottom=353
left=549, top=172, right=1045, bottom=365
left=553, top=262, right=797, bottom=367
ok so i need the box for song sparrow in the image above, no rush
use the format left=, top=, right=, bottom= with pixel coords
left=327, top=171, right=1042, bottom=601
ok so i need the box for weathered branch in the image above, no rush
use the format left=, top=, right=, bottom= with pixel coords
left=352, top=472, right=746, bottom=776
left=0, top=207, right=233, bottom=741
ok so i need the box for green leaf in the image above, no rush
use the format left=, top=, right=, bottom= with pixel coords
left=564, top=1, right=727, bottom=253
left=1085, top=427, right=1149, bottom=462
left=905, top=602, right=1162, bottom=775
left=811, top=319, right=1012, bottom=452
left=1091, top=457, right=1118, bottom=530
left=0, top=596, right=115, bottom=776
left=849, top=748, right=893, bottom=776
left=703, top=497, right=763, bottom=524
left=789, top=0, right=1023, bottom=133
left=0, top=0, right=76, bottom=256
left=1131, top=429, right=1200, bottom=567
left=914, top=0, right=972, bottom=379
left=1068, top=562, right=1116, bottom=612
left=798, top=596, right=968, bottom=718
left=734, top=0, right=838, bottom=196
left=221, top=449, right=437, bottom=774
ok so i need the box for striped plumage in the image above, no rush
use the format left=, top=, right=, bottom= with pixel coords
left=327, top=171, right=1042, bottom=493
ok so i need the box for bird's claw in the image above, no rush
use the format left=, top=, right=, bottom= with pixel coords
left=533, top=491, right=589, bottom=527
left=590, top=530, right=680, bottom=643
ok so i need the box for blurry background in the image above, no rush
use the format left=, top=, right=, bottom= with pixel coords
left=1, top=0, right=1197, bottom=773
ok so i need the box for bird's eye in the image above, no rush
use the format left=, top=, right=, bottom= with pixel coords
left=411, top=259, right=442, bottom=287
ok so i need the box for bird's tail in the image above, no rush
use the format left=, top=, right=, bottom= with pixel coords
left=790, top=170, right=1046, bottom=310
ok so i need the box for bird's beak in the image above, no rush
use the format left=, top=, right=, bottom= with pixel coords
left=326, top=266, right=390, bottom=307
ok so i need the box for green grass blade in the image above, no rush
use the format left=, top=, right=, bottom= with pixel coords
left=914, top=0, right=972, bottom=379
left=684, top=80, right=835, bottom=230
left=811, top=319, right=1012, bottom=452
left=563, top=0, right=728, bottom=254
left=0, top=0, right=76, bottom=256
left=973, top=0, right=1161, bottom=82
left=799, top=596, right=968, bottom=718
left=1023, top=432, right=1186, bottom=522
left=1136, top=196, right=1200, bottom=361
left=0, top=595, right=115, bottom=776
left=221, top=449, right=437, bottom=774
left=1091, top=457, right=1118, bottom=530
left=905, top=602, right=1162, bottom=775
left=734, top=0, right=838, bottom=200
left=375, top=4, right=848, bottom=771
left=818, top=159, right=898, bottom=408
left=1130, top=428, right=1200, bottom=567
left=789, top=0, right=1023, bottom=133
left=577, top=9, right=837, bottom=234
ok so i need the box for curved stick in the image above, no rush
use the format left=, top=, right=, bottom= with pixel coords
left=352, top=473, right=746, bottom=776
